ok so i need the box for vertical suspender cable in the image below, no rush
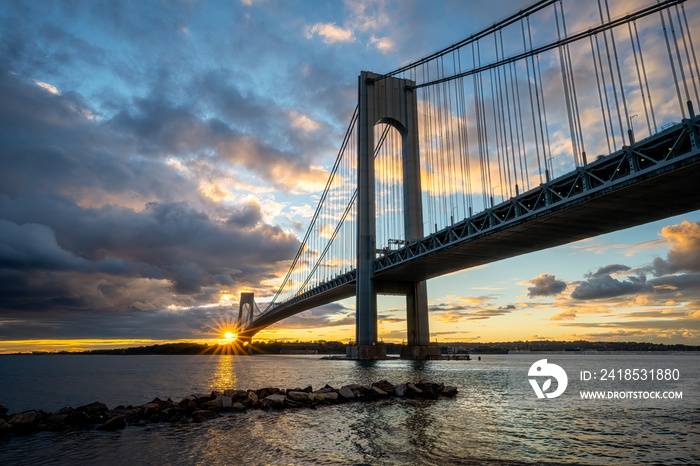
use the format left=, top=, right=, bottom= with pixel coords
left=660, top=5, right=686, bottom=118
left=591, top=35, right=612, bottom=154
left=634, top=21, right=658, bottom=133
left=628, top=21, right=653, bottom=137
left=555, top=1, right=580, bottom=166
left=560, top=0, right=585, bottom=163
left=668, top=7, right=693, bottom=115
left=493, top=36, right=509, bottom=199
left=680, top=4, right=700, bottom=109
left=490, top=67, right=505, bottom=203
left=605, top=0, right=631, bottom=146
left=501, top=30, right=519, bottom=196
left=455, top=51, right=470, bottom=217
left=595, top=33, right=617, bottom=150
left=510, top=60, right=527, bottom=191
left=473, top=43, right=487, bottom=210
left=598, top=0, right=625, bottom=147
left=522, top=19, right=544, bottom=184
left=528, top=18, right=551, bottom=181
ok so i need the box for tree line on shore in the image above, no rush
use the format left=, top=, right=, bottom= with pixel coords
left=8, top=339, right=699, bottom=355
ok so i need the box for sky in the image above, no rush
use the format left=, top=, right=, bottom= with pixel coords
left=1, top=0, right=699, bottom=353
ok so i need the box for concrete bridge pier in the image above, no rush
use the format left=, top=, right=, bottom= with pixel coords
left=402, top=280, right=440, bottom=360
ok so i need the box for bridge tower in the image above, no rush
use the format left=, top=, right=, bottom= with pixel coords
left=353, top=71, right=439, bottom=360
left=235, top=292, right=255, bottom=350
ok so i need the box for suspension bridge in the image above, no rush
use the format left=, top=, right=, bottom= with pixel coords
left=233, top=0, right=700, bottom=359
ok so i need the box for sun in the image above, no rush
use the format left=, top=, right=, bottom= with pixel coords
left=224, top=332, right=236, bottom=340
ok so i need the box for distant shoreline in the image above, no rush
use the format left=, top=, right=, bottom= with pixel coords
left=2, top=339, right=699, bottom=356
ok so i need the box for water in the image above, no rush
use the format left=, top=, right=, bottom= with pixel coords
left=1, top=354, right=698, bottom=465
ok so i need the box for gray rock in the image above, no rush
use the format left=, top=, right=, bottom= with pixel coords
left=244, top=391, right=259, bottom=408
left=394, top=384, right=406, bottom=397
left=440, top=386, right=458, bottom=397
left=231, top=402, right=246, bottom=412
left=9, top=411, right=41, bottom=433
left=310, top=392, right=339, bottom=403
left=223, top=389, right=247, bottom=400
left=406, top=383, right=423, bottom=396
left=101, top=416, right=127, bottom=431
left=372, top=380, right=395, bottom=394
left=339, top=386, right=355, bottom=400
left=178, top=398, right=197, bottom=411
left=370, top=386, right=389, bottom=397
left=77, top=401, right=109, bottom=416
left=287, top=391, right=310, bottom=402
left=0, top=418, right=13, bottom=435
left=221, top=396, right=233, bottom=408
left=203, top=397, right=223, bottom=410
left=263, top=394, right=287, bottom=409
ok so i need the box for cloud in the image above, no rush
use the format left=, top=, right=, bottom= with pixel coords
left=306, top=23, right=355, bottom=44
left=0, top=220, right=87, bottom=271
left=571, top=273, right=653, bottom=300
left=549, top=309, right=578, bottom=321
left=35, top=80, right=59, bottom=94
left=527, top=273, right=567, bottom=297
left=591, top=264, right=631, bottom=278
left=652, top=221, right=700, bottom=276
left=370, top=35, right=395, bottom=52
left=430, top=297, right=517, bottom=322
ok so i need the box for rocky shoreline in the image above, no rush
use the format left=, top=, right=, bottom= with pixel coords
left=0, top=379, right=457, bottom=438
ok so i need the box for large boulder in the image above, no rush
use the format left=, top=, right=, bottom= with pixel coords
left=223, top=389, right=248, bottom=401
left=202, top=397, right=223, bottom=410
left=372, top=380, right=395, bottom=394
left=100, top=416, right=127, bottom=431
left=369, top=386, right=389, bottom=398
left=0, top=418, right=13, bottom=436
left=77, top=401, right=109, bottom=417
left=256, top=387, right=282, bottom=399
left=178, top=398, right=198, bottom=412
left=339, top=386, right=355, bottom=400
left=231, top=402, right=246, bottom=412
left=244, top=391, right=259, bottom=408
left=262, top=394, right=286, bottom=409
left=309, top=392, right=339, bottom=404
left=287, top=391, right=310, bottom=402
left=394, top=384, right=407, bottom=397
left=9, top=411, right=41, bottom=434
left=44, top=413, right=70, bottom=431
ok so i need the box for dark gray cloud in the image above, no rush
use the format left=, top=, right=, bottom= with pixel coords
left=591, top=264, right=631, bottom=278
left=527, top=274, right=567, bottom=297
left=571, top=273, right=653, bottom=300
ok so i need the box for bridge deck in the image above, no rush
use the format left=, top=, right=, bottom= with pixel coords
left=376, top=150, right=700, bottom=283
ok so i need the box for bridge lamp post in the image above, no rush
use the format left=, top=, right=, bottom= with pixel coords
left=490, top=185, right=500, bottom=208
left=629, top=114, right=639, bottom=145
left=546, top=155, right=561, bottom=180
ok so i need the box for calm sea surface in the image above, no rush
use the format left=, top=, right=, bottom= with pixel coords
left=0, top=353, right=698, bottom=465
